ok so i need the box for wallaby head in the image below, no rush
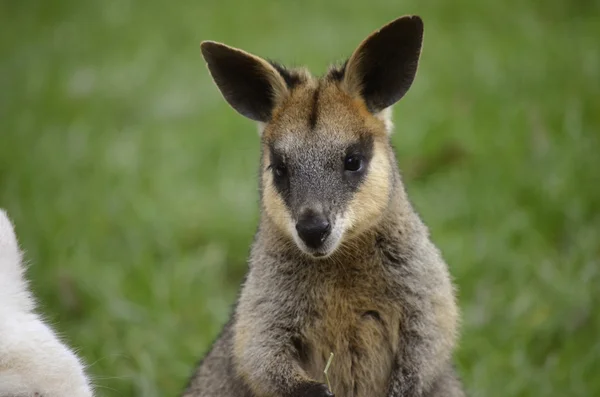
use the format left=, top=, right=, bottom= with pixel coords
left=201, top=15, right=423, bottom=258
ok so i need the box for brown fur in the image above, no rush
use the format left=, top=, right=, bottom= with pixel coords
left=261, top=80, right=392, bottom=242
left=184, top=15, right=465, bottom=397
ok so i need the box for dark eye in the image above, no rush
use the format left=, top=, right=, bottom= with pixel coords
left=344, top=154, right=363, bottom=172
left=273, top=163, right=287, bottom=178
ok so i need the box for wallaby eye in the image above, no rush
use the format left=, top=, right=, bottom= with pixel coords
left=344, top=154, right=363, bottom=172
left=273, top=163, right=287, bottom=178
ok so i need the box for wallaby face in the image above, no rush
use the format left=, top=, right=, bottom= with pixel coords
left=201, top=16, right=423, bottom=258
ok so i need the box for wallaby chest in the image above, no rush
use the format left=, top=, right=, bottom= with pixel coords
left=300, top=260, right=401, bottom=397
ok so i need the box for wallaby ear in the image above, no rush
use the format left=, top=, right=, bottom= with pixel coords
left=200, top=41, right=289, bottom=123
left=343, top=15, right=424, bottom=114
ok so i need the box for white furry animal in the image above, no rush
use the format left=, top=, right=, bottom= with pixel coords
left=0, top=209, right=93, bottom=397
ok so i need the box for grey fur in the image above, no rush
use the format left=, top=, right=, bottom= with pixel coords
left=186, top=15, right=465, bottom=397
left=183, top=147, right=465, bottom=396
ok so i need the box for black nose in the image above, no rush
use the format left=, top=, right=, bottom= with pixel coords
left=295, top=214, right=331, bottom=249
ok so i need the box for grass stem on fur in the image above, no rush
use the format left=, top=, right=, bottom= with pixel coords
left=324, top=352, right=334, bottom=393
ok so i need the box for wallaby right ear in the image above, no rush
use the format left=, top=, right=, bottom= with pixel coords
left=200, top=41, right=289, bottom=123
left=343, top=15, right=424, bottom=114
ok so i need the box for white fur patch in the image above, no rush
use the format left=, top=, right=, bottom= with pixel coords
left=257, top=121, right=266, bottom=136
left=0, top=209, right=94, bottom=397
left=375, top=107, right=394, bottom=134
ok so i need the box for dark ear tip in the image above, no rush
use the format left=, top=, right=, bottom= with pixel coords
left=405, top=14, right=423, bottom=24
left=409, top=15, right=424, bottom=33
left=375, top=15, right=423, bottom=50
left=200, top=41, right=224, bottom=59
left=200, top=40, right=215, bottom=50
left=394, top=14, right=424, bottom=34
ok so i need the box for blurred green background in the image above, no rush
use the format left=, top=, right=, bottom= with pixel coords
left=1, top=0, right=599, bottom=396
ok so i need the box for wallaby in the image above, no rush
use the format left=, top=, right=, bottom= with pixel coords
left=184, top=15, right=465, bottom=397
left=0, top=209, right=94, bottom=397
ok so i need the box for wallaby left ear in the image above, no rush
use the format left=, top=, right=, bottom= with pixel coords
left=200, top=41, right=289, bottom=123
left=343, top=15, right=424, bottom=114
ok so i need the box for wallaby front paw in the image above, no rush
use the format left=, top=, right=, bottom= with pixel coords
left=291, top=382, right=334, bottom=397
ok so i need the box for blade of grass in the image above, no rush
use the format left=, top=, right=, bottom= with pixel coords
left=324, top=352, right=334, bottom=393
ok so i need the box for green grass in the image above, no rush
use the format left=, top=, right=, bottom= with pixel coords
left=1, top=1, right=599, bottom=396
